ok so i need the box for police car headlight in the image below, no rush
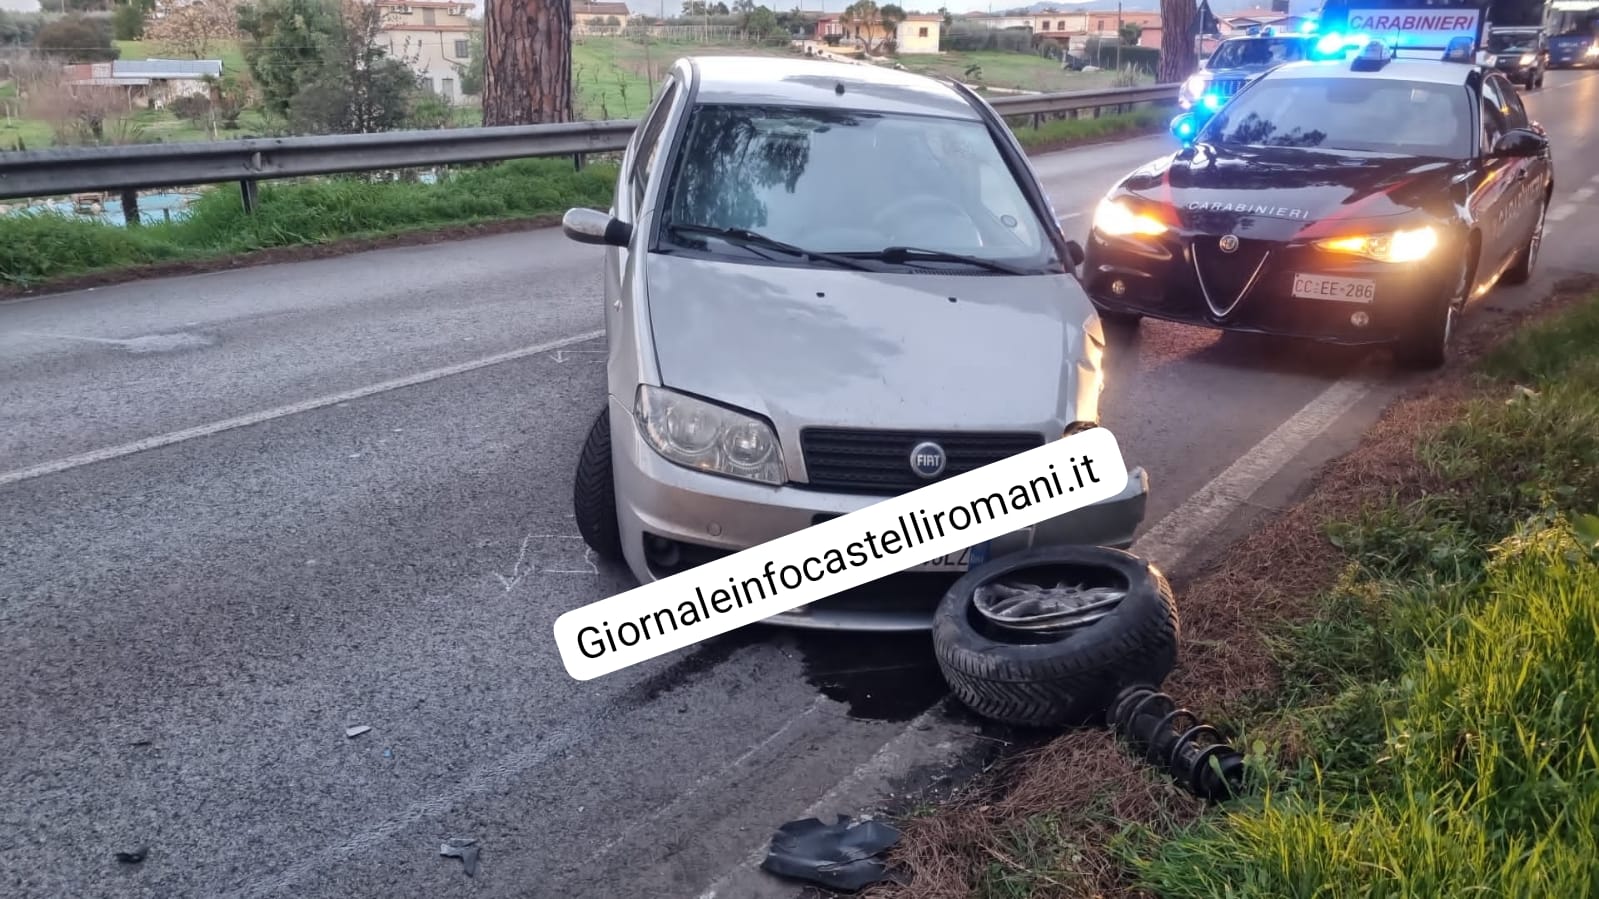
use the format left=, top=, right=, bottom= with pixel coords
left=635, top=385, right=785, bottom=485
left=1586, top=44, right=1599, bottom=57
left=1520, top=53, right=1536, bottom=65
left=1093, top=198, right=1169, bottom=238
left=1315, top=226, right=1439, bottom=264
left=1181, top=74, right=1206, bottom=100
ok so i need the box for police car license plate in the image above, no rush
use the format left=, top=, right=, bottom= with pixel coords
left=1293, top=274, right=1376, bottom=303
left=911, top=541, right=991, bottom=573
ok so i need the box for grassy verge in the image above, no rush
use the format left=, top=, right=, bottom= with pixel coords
left=1009, top=106, right=1167, bottom=152
left=0, top=158, right=617, bottom=287
left=870, top=285, right=1599, bottom=899
left=1123, top=294, right=1599, bottom=897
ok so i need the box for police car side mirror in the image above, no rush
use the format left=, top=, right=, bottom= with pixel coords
left=562, top=207, right=632, bottom=247
left=1492, top=128, right=1547, bottom=159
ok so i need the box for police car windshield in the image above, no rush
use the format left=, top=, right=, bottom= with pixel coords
left=1202, top=77, right=1473, bottom=158
left=1487, top=31, right=1536, bottom=51
left=1207, top=38, right=1309, bottom=68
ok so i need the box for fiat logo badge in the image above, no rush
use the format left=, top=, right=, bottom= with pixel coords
left=1219, top=234, right=1240, bottom=253
left=909, top=441, right=947, bottom=479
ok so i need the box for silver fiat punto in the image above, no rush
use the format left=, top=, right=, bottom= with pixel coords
left=560, top=55, right=1150, bottom=630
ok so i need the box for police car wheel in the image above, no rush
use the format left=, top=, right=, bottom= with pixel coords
left=573, top=407, right=625, bottom=562
left=1395, top=298, right=1456, bottom=370
left=1504, top=201, right=1546, bottom=287
left=931, top=545, right=1180, bottom=729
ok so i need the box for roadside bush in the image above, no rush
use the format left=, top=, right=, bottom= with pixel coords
left=168, top=94, right=212, bottom=121
left=941, top=22, right=1032, bottom=53
left=33, top=14, right=119, bottom=63
left=112, top=3, right=145, bottom=41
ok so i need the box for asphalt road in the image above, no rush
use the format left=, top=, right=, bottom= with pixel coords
left=4, top=70, right=1599, bottom=899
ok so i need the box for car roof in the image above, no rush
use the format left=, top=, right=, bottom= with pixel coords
left=1261, top=55, right=1479, bottom=86
left=683, top=55, right=982, bottom=120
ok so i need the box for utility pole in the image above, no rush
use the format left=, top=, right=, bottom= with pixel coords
left=1116, top=0, right=1123, bottom=71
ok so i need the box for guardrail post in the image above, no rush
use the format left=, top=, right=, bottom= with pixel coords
left=239, top=178, right=259, bottom=214
left=120, top=189, right=140, bottom=228
left=573, top=152, right=585, bottom=171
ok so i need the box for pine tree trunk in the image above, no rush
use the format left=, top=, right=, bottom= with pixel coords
left=483, top=0, right=574, bottom=126
left=1158, top=0, right=1199, bottom=84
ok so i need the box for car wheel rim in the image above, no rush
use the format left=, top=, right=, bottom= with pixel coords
left=1530, top=205, right=1545, bottom=269
left=1442, top=304, right=1455, bottom=353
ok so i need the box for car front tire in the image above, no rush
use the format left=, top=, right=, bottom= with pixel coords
left=1503, top=199, right=1546, bottom=287
left=932, top=545, right=1180, bottom=729
left=573, top=407, right=624, bottom=562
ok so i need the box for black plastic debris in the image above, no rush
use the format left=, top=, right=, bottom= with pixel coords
left=1108, top=684, right=1247, bottom=802
left=114, top=848, right=148, bottom=864
left=439, top=837, right=480, bottom=877
left=760, top=814, right=901, bottom=892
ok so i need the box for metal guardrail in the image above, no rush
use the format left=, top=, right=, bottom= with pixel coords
left=0, top=83, right=1179, bottom=209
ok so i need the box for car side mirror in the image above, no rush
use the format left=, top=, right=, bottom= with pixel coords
left=1170, top=112, right=1198, bottom=144
left=1064, top=239, right=1085, bottom=268
left=1492, top=128, right=1547, bottom=158
left=562, top=207, right=632, bottom=247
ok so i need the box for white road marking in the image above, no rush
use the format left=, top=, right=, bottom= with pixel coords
left=692, top=374, right=1379, bottom=898
left=1548, top=203, right=1577, bottom=222
left=0, top=329, right=605, bottom=489
left=1129, top=378, right=1376, bottom=570
left=1572, top=187, right=1595, bottom=203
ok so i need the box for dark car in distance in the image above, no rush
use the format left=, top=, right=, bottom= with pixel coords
left=1486, top=26, right=1546, bottom=88
left=1082, top=41, right=1554, bottom=369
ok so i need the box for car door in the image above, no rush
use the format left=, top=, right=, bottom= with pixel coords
left=1471, top=75, right=1521, bottom=281
left=608, top=76, right=682, bottom=335
left=1483, top=74, right=1544, bottom=263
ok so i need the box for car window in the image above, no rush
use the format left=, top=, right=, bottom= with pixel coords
left=1491, top=75, right=1531, bottom=129
left=629, top=80, right=679, bottom=213
left=1479, top=78, right=1510, bottom=151
left=1202, top=77, right=1474, bottom=158
left=657, top=104, right=1056, bottom=265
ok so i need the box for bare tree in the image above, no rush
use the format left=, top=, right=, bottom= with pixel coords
left=27, top=77, right=138, bottom=145
left=483, top=0, right=572, bottom=125
left=146, top=0, right=242, bottom=60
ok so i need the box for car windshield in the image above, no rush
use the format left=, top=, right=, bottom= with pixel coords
left=1201, top=77, right=1473, bottom=158
left=1207, top=38, right=1310, bottom=68
left=1488, top=31, right=1536, bottom=51
left=656, top=103, right=1060, bottom=272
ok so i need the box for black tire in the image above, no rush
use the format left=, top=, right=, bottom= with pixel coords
left=1502, top=199, right=1546, bottom=286
left=1094, top=305, right=1143, bottom=332
left=1394, top=256, right=1469, bottom=370
left=573, top=407, right=624, bottom=562
left=932, top=545, right=1180, bottom=729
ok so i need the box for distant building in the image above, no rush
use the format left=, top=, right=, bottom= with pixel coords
left=63, top=59, right=224, bottom=108
left=375, top=0, right=476, bottom=103
left=896, top=14, right=944, bottom=53
left=574, top=2, right=632, bottom=34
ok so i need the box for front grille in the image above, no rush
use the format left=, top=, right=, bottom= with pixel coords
left=799, top=428, right=1045, bottom=494
left=1192, top=237, right=1271, bottom=318
left=1208, top=78, right=1246, bottom=99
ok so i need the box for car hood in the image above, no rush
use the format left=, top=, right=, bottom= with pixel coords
left=642, top=253, right=1097, bottom=435
left=1120, top=144, right=1465, bottom=239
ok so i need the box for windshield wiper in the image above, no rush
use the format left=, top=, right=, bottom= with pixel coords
left=850, top=246, right=1034, bottom=275
left=665, top=223, right=873, bottom=271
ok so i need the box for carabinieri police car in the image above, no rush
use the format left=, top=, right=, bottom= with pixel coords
left=1082, top=39, right=1553, bottom=368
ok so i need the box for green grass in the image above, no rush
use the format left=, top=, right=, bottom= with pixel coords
left=898, top=50, right=1148, bottom=93
left=0, top=158, right=617, bottom=286
left=1008, top=106, right=1166, bottom=150
left=1116, top=295, right=1599, bottom=898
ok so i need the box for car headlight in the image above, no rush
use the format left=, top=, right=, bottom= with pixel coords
left=1520, top=52, right=1536, bottom=65
left=1314, top=225, right=1438, bottom=263
left=1586, top=44, right=1599, bottom=56
left=1093, top=197, right=1169, bottom=238
left=1181, top=73, right=1206, bottom=100
left=635, top=385, right=785, bottom=485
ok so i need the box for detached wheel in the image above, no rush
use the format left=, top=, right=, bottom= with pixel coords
left=573, top=407, right=624, bottom=562
left=932, top=545, right=1179, bottom=729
